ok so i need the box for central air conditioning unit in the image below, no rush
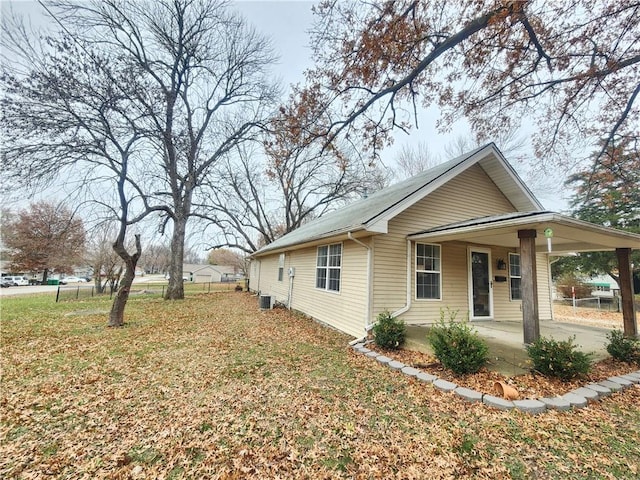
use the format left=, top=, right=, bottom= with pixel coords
left=259, top=295, right=273, bottom=310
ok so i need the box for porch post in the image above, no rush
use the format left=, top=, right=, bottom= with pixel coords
left=519, top=229, right=539, bottom=344
left=616, top=248, right=637, bottom=337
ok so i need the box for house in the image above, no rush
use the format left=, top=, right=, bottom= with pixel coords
left=585, top=274, right=618, bottom=298
left=181, top=264, right=237, bottom=283
left=250, top=144, right=640, bottom=343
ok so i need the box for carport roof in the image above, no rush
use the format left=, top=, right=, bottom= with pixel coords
left=408, top=211, right=640, bottom=253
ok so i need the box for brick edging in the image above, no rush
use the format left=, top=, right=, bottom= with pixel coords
left=351, top=343, right=640, bottom=414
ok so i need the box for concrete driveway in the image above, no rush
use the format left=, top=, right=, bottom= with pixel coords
left=405, top=319, right=615, bottom=376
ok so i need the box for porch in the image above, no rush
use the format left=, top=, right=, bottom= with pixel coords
left=404, top=317, right=615, bottom=377
left=408, top=211, right=639, bottom=344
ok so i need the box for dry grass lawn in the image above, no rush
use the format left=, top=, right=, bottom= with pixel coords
left=1, top=291, right=639, bottom=479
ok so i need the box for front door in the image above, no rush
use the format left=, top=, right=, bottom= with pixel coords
left=469, top=248, right=493, bottom=319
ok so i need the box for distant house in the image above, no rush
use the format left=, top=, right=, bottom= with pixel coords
left=181, top=264, right=237, bottom=283
left=586, top=274, right=619, bottom=298
left=250, top=144, right=640, bottom=342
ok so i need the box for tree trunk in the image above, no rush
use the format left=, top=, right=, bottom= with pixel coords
left=93, top=262, right=105, bottom=294
left=108, top=234, right=142, bottom=327
left=165, top=216, right=186, bottom=300
left=42, top=268, right=49, bottom=285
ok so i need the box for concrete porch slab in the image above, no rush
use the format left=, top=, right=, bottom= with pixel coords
left=404, top=318, right=613, bottom=377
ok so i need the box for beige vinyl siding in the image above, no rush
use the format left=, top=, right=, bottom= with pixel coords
left=254, top=255, right=290, bottom=304
left=537, top=253, right=553, bottom=321
left=491, top=246, right=524, bottom=322
left=373, top=164, right=518, bottom=323
left=371, top=232, right=408, bottom=316
left=249, top=260, right=260, bottom=292
left=256, top=240, right=370, bottom=338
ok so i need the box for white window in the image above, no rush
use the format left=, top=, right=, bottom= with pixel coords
left=277, top=253, right=285, bottom=282
left=509, top=253, right=521, bottom=300
left=416, top=243, right=441, bottom=300
left=316, top=243, right=341, bottom=292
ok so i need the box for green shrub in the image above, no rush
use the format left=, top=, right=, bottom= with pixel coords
left=372, top=311, right=406, bottom=350
left=427, top=309, right=488, bottom=374
left=606, top=330, right=640, bottom=364
left=526, top=335, right=592, bottom=381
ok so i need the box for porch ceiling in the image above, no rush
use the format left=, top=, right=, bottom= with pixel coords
left=408, top=211, right=640, bottom=254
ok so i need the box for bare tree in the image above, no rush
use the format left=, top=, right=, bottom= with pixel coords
left=393, top=141, right=441, bottom=180
left=138, top=243, right=172, bottom=275
left=1, top=0, right=279, bottom=302
left=443, top=130, right=528, bottom=162
left=1, top=15, right=151, bottom=325
left=202, top=134, right=390, bottom=253
left=86, top=223, right=125, bottom=294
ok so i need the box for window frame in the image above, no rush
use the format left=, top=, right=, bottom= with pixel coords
left=509, top=252, right=522, bottom=301
left=415, top=242, right=442, bottom=301
left=315, top=243, right=342, bottom=293
left=277, top=253, right=285, bottom=282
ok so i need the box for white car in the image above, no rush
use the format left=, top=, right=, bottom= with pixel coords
left=3, top=276, right=29, bottom=286
left=61, top=276, right=87, bottom=284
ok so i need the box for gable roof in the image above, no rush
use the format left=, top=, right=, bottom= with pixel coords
left=253, top=143, right=543, bottom=256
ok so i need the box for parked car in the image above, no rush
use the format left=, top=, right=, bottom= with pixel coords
left=165, top=274, right=190, bottom=282
left=1, top=279, right=12, bottom=288
left=3, top=276, right=29, bottom=286
left=60, top=276, right=87, bottom=284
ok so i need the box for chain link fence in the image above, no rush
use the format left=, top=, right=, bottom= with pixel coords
left=56, top=281, right=245, bottom=302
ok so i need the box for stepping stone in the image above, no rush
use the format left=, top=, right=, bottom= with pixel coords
left=562, top=392, right=588, bottom=408
left=388, top=360, right=405, bottom=370
left=400, top=366, right=421, bottom=377
left=365, top=351, right=379, bottom=358
left=513, top=399, right=547, bottom=415
left=351, top=343, right=365, bottom=350
left=415, top=372, right=438, bottom=383
left=620, top=373, right=640, bottom=384
left=539, top=397, right=572, bottom=411
left=433, top=379, right=457, bottom=392
left=584, top=383, right=611, bottom=398
left=597, top=380, right=623, bottom=392
left=454, top=387, right=483, bottom=403
left=483, top=395, right=515, bottom=411
left=607, top=376, right=633, bottom=388
left=357, top=347, right=371, bottom=353
left=571, top=387, right=599, bottom=402
left=375, top=355, right=392, bottom=365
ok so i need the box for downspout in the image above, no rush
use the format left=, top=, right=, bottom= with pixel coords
left=391, top=239, right=412, bottom=318
left=347, top=232, right=372, bottom=339
left=287, top=267, right=294, bottom=310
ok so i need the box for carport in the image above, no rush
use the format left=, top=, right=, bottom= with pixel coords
left=409, top=211, right=640, bottom=344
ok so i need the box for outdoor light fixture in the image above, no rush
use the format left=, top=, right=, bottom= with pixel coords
left=496, top=258, right=506, bottom=270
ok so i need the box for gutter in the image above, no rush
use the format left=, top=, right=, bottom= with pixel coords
left=391, top=239, right=412, bottom=319
left=347, top=232, right=373, bottom=335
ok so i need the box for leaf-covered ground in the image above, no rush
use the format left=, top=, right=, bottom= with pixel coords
left=1, top=292, right=639, bottom=479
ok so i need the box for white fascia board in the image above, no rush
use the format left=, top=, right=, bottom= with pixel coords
left=486, top=147, right=544, bottom=211
left=364, top=220, right=388, bottom=233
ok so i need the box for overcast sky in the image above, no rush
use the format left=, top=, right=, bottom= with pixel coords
left=2, top=0, right=567, bottom=214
